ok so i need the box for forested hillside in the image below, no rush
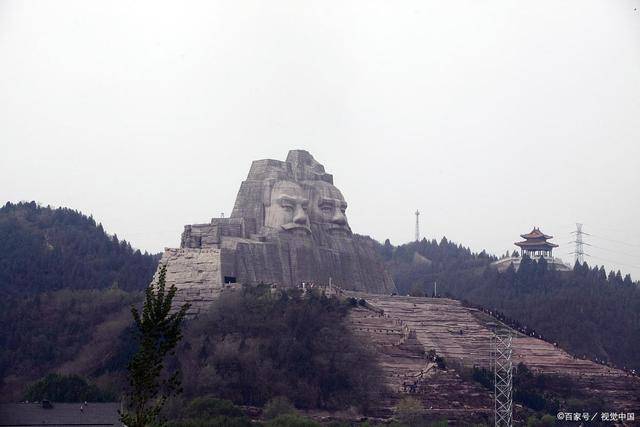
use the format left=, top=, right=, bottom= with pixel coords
left=0, top=288, right=140, bottom=400
left=378, top=238, right=640, bottom=371
left=0, top=285, right=382, bottom=409
left=1, top=201, right=638, bottom=411
left=0, top=202, right=159, bottom=293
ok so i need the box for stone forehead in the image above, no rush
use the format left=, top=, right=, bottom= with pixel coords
left=270, top=180, right=306, bottom=198
left=304, top=180, right=346, bottom=202
left=262, top=180, right=307, bottom=207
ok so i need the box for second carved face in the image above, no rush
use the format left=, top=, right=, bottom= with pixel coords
left=306, top=181, right=351, bottom=235
left=264, top=180, right=311, bottom=233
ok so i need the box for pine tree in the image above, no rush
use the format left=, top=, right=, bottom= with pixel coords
left=119, top=265, right=190, bottom=427
left=381, top=238, right=394, bottom=261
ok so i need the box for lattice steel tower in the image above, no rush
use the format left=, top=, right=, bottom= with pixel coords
left=572, top=223, right=585, bottom=265
left=415, top=210, right=420, bottom=242
left=492, top=327, right=513, bottom=427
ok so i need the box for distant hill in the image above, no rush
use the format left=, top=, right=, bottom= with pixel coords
left=0, top=201, right=159, bottom=400
left=377, top=238, right=640, bottom=371
left=0, top=201, right=159, bottom=294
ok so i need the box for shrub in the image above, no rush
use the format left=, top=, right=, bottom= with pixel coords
left=263, top=396, right=296, bottom=419
left=395, top=396, right=424, bottom=426
left=185, top=397, right=244, bottom=418
left=265, top=413, right=321, bottom=427
left=23, top=373, right=115, bottom=402
left=164, top=397, right=251, bottom=427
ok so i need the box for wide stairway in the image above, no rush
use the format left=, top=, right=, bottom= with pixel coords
left=345, top=292, right=640, bottom=416
left=348, top=305, right=493, bottom=423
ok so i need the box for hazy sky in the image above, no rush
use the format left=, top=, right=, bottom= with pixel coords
left=2, top=1, right=639, bottom=279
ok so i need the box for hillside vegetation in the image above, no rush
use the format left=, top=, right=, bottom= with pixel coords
left=0, top=288, right=141, bottom=400
left=177, top=285, right=385, bottom=411
left=378, top=238, right=640, bottom=371
left=1, top=201, right=638, bottom=414
left=0, top=284, right=383, bottom=412
left=0, top=201, right=158, bottom=294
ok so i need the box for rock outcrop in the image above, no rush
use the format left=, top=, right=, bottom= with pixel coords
left=152, top=150, right=396, bottom=314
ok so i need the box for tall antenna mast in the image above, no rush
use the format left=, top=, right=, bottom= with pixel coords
left=415, top=210, right=420, bottom=242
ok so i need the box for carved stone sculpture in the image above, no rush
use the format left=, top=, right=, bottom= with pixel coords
left=152, top=150, right=396, bottom=315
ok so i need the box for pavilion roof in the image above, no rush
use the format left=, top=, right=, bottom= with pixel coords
left=520, top=227, right=553, bottom=240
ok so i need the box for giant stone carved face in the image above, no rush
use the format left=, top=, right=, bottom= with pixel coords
left=264, top=180, right=311, bottom=234
left=306, top=180, right=351, bottom=235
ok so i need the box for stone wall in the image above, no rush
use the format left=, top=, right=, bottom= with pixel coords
left=153, top=248, right=224, bottom=316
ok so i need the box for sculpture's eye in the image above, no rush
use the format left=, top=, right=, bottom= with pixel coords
left=283, top=205, right=294, bottom=213
left=321, top=206, right=333, bottom=214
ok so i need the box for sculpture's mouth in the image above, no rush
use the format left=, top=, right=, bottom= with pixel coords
left=325, top=224, right=352, bottom=235
left=281, top=223, right=312, bottom=234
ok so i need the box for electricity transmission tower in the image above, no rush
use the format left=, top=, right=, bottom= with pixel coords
left=415, top=210, right=420, bottom=242
left=570, top=223, right=589, bottom=265
left=492, top=326, right=513, bottom=427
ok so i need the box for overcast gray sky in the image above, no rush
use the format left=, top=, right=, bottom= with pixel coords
left=1, top=0, right=639, bottom=279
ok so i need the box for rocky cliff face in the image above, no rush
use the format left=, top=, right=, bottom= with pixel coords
left=153, top=150, right=396, bottom=314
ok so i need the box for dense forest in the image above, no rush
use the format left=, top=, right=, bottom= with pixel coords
left=0, top=285, right=383, bottom=416
left=0, top=202, right=159, bottom=294
left=0, top=202, right=158, bottom=400
left=0, top=288, right=140, bottom=400
left=176, top=285, right=384, bottom=412
left=377, top=237, right=640, bottom=371
left=1, top=201, right=638, bottom=419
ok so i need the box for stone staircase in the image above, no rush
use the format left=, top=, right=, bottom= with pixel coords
left=347, top=306, right=493, bottom=422
left=345, top=292, right=640, bottom=415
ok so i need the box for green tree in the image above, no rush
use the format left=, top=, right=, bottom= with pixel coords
left=408, top=282, right=425, bottom=297
left=120, top=265, right=190, bottom=427
left=263, top=396, right=296, bottom=419
left=395, top=396, right=424, bottom=426
left=381, top=238, right=394, bottom=261
left=23, top=373, right=114, bottom=402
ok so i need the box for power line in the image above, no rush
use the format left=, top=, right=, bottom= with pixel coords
left=564, top=252, right=640, bottom=271
left=566, top=223, right=640, bottom=275
left=588, top=255, right=640, bottom=271
left=562, top=226, right=640, bottom=247
left=586, top=243, right=640, bottom=260
left=588, top=233, right=640, bottom=249
left=564, top=241, right=639, bottom=259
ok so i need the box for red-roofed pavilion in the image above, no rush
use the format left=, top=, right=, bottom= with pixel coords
left=515, top=227, right=558, bottom=258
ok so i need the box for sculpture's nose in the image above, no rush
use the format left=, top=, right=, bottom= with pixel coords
left=293, top=205, right=308, bottom=225
left=331, top=209, right=347, bottom=226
